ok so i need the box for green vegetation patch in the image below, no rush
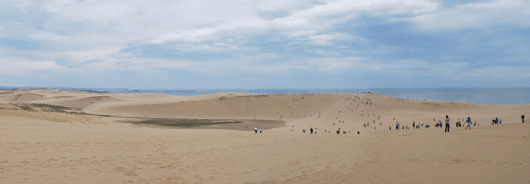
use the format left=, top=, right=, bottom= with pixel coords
left=11, top=104, right=34, bottom=111
left=125, top=118, right=243, bottom=128
left=31, top=103, right=71, bottom=112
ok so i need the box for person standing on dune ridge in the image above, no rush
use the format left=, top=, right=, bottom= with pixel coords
left=445, top=115, right=450, bottom=133
left=522, top=114, right=525, bottom=123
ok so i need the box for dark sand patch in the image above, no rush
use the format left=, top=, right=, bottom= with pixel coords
left=193, top=119, right=285, bottom=130
left=117, top=118, right=285, bottom=130
left=118, top=118, right=243, bottom=128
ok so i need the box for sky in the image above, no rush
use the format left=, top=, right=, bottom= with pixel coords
left=0, top=0, right=529, bottom=89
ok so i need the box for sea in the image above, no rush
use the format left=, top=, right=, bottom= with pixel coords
left=1, top=87, right=529, bottom=105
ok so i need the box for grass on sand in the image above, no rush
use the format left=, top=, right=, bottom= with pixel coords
left=7, top=103, right=243, bottom=128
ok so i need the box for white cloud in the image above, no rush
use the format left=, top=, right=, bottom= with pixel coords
left=0, top=57, right=65, bottom=74
left=405, top=0, right=530, bottom=31
left=0, top=0, right=439, bottom=59
left=459, top=65, right=530, bottom=79
left=2, top=0, right=529, bottom=88
left=150, top=28, right=219, bottom=44
left=242, top=56, right=367, bottom=73
left=315, top=59, right=353, bottom=71
left=308, top=33, right=354, bottom=45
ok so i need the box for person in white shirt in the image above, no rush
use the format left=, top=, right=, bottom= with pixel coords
left=254, top=127, right=258, bottom=134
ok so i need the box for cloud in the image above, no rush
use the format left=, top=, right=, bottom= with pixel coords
left=0, top=57, right=65, bottom=74
left=0, top=0, right=529, bottom=88
left=405, top=0, right=530, bottom=31
left=308, top=33, right=354, bottom=46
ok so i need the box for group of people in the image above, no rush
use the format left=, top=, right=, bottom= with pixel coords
left=302, top=127, right=318, bottom=134
left=299, top=127, right=361, bottom=135
left=388, top=115, right=472, bottom=132
left=254, top=127, right=262, bottom=134
left=491, top=117, right=502, bottom=125
left=391, top=121, right=410, bottom=130
left=444, top=115, right=474, bottom=132
left=257, top=114, right=527, bottom=134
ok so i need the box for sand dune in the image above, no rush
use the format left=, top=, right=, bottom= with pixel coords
left=2, top=93, right=43, bottom=103
left=52, top=96, right=121, bottom=109
left=0, top=89, right=528, bottom=183
left=0, top=102, right=18, bottom=110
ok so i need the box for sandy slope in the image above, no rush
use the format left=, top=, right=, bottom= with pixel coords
left=0, top=89, right=529, bottom=183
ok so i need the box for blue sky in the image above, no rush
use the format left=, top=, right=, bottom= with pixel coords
left=0, top=0, right=529, bottom=89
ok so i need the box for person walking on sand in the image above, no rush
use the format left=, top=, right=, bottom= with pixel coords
left=522, top=114, right=525, bottom=123
left=412, top=121, right=415, bottom=129
left=314, top=128, right=317, bottom=135
left=465, top=117, right=472, bottom=129
left=310, top=127, right=313, bottom=135
left=445, top=115, right=450, bottom=133
left=254, top=127, right=258, bottom=134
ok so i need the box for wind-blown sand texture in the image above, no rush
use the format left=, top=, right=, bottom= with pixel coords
left=0, top=89, right=529, bottom=183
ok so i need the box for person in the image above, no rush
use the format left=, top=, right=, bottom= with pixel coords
left=396, top=121, right=400, bottom=130
left=445, top=115, right=450, bottom=133
left=495, top=117, right=499, bottom=124
left=310, top=127, right=313, bottom=135
left=314, top=128, right=317, bottom=135
left=465, top=117, right=472, bottom=129
left=254, top=127, right=258, bottom=134
left=522, top=114, right=525, bottom=123
left=303, top=129, right=306, bottom=133
left=260, top=129, right=262, bottom=133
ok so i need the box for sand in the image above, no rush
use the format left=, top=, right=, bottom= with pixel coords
left=0, top=89, right=529, bottom=183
